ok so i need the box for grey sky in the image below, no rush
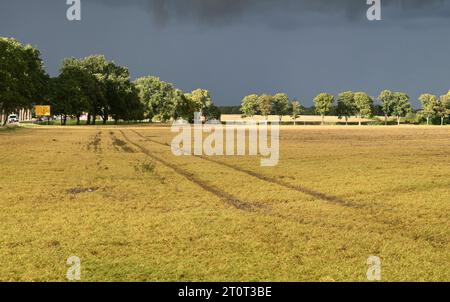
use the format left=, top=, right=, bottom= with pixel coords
left=1, top=0, right=450, bottom=106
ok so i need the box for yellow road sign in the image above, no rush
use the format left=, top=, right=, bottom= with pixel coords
left=35, top=105, right=51, bottom=117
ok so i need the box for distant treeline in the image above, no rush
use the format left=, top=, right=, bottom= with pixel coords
left=237, top=92, right=450, bottom=126
left=0, top=37, right=219, bottom=126
left=1, top=37, right=449, bottom=126
left=220, top=105, right=411, bottom=117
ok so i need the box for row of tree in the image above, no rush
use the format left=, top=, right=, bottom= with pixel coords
left=240, top=91, right=450, bottom=125
left=0, top=37, right=220, bottom=125
left=53, top=56, right=220, bottom=125
left=240, top=93, right=302, bottom=123
left=2, top=37, right=450, bottom=126
left=0, top=38, right=48, bottom=125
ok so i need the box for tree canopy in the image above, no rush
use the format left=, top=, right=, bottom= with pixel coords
left=391, top=92, right=411, bottom=125
left=378, top=90, right=395, bottom=125
left=258, top=95, right=274, bottom=119
left=336, top=91, right=356, bottom=125
left=0, top=37, right=48, bottom=124
left=52, top=55, right=143, bottom=125
left=272, top=93, right=290, bottom=120
left=291, top=101, right=302, bottom=125
left=354, top=92, right=373, bottom=125
left=314, top=93, right=334, bottom=124
left=3, top=37, right=450, bottom=127
left=419, top=93, right=438, bottom=125
left=240, top=94, right=260, bottom=118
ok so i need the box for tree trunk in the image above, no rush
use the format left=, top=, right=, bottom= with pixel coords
left=321, top=115, right=325, bottom=125
left=103, top=116, right=107, bottom=125
left=345, top=117, right=348, bottom=126
left=2, top=109, right=8, bottom=126
left=63, top=115, right=67, bottom=126
left=441, top=117, right=444, bottom=126
left=92, top=114, right=96, bottom=125
left=426, top=117, right=429, bottom=125
left=2, top=109, right=10, bottom=126
left=397, top=116, right=401, bottom=126
left=86, top=113, right=91, bottom=125
left=384, top=114, right=388, bottom=126
left=358, top=116, right=362, bottom=126
left=76, top=115, right=81, bottom=125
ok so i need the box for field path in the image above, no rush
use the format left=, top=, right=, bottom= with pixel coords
left=130, top=129, right=359, bottom=208
left=126, top=128, right=450, bottom=251
left=119, top=130, right=254, bottom=211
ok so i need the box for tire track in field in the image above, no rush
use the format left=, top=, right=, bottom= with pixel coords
left=130, top=130, right=450, bottom=248
left=131, top=129, right=360, bottom=209
left=119, top=130, right=255, bottom=211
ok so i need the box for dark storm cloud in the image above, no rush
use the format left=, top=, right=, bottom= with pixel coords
left=94, top=0, right=449, bottom=27
left=2, top=0, right=450, bottom=106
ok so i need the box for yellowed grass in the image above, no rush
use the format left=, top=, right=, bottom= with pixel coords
left=0, top=125, right=449, bottom=281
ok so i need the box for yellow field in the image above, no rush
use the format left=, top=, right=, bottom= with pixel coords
left=0, top=125, right=449, bottom=281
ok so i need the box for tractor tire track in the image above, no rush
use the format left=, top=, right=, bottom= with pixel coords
left=130, top=130, right=450, bottom=248
left=131, top=129, right=360, bottom=208
left=119, top=130, right=255, bottom=211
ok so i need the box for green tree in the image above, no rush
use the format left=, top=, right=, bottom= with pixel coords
left=258, top=94, right=274, bottom=120
left=134, top=76, right=177, bottom=122
left=240, top=94, right=260, bottom=118
left=59, top=55, right=141, bottom=125
left=109, top=80, right=143, bottom=123
left=391, top=92, right=412, bottom=125
left=105, top=69, right=142, bottom=124
left=354, top=92, right=373, bottom=126
left=92, top=56, right=134, bottom=124
left=172, top=89, right=197, bottom=122
left=53, top=60, right=100, bottom=125
left=336, top=91, right=356, bottom=125
left=191, top=89, right=213, bottom=119
left=73, top=55, right=107, bottom=124
left=204, top=104, right=221, bottom=121
left=291, top=101, right=302, bottom=125
left=378, top=90, right=395, bottom=125
left=272, top=93, right=290, bottom=121
left=313, top=93, right=334, bottom=125
left=0, top=37, right=48, bottom=125
left=437, top=92, right=450, bottom=125
left=135, top=79, right=217, bottom=122
left=419, top=93, right=437, bottom=125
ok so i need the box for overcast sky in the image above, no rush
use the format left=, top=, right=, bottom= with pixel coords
left=1, top=0, right=450, bottom=106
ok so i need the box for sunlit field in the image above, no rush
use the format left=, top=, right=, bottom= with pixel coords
left=0, top=125, right=449, bottom=281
